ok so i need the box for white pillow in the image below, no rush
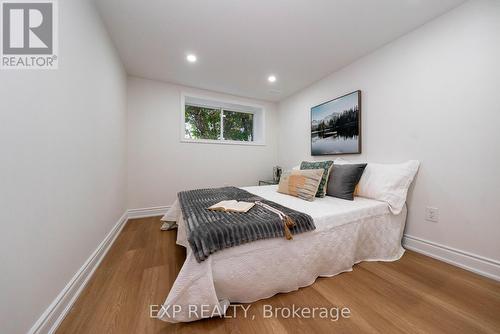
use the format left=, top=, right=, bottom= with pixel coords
left=335, top=159, right=419, bottom=214
left=334, top=158, right=351, bottom=165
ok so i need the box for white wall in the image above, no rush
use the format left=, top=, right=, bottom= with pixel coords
left=0, top=1, right=127, bottom=333
left=278, top=0, right=500, bottom=262
left=127, top=77, right=278, bottom=209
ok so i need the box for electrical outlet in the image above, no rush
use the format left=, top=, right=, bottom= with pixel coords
left=425, top=207, right=439, bottom=222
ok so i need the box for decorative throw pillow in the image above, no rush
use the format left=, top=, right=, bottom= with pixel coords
left=278, top=169, right=325, bottom=201
left=326, top=163, right=367, bottom=200
left=333, top=159, right=420, bottom=214
left=300, top=160, right=334, bottom=197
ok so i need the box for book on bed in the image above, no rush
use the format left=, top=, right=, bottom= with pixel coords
left=208, top=200, right=255, bottom=213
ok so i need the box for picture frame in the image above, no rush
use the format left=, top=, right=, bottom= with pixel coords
left=310, top=90, right=361, bottom=155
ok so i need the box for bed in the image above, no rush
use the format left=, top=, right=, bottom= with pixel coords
left=158, top=184, right=407, bottom=323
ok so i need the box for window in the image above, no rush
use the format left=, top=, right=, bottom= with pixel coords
left=181, top=94, right=265, bottom=145
left=184, top=105, right=222, bottom=140
left=222, top=110, right=253, bottom=141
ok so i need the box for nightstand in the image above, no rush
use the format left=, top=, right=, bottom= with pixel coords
left=258, top=180, right=279, bottom=186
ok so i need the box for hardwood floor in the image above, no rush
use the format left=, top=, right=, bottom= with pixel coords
left=57, top=216, right=500, bottom=334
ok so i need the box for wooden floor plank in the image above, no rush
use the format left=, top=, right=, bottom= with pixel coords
left=56, top=217, right=500, bottom=334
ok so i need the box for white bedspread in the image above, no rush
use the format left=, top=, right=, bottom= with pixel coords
left=158, top=185, right=406, bottom=322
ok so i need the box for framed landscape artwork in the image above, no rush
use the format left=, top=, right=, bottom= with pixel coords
left=311, top=90, right=361, bottom=155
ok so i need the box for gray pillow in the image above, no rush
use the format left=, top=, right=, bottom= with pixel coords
left=327, top=163, right=367, bottom=200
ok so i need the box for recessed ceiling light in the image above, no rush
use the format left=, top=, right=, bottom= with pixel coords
left=267, top=75, right=277, bottom=83
left=186, top=54, right=197, bottom=63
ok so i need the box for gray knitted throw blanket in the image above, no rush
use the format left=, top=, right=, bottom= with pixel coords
left=178, top=187, right=315, bottom=262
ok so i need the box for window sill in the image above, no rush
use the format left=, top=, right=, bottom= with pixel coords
left=180, top=138, right=266, bottom=146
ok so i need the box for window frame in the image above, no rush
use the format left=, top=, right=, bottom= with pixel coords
left=180, top=93, right=266, bottom=146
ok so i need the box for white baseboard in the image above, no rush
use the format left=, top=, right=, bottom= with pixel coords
left=29, top=206, right=171, bottom=334
left=29, top=212, right=129, bottom=334
left=403, top=234, right=500, bottom=281
left=127, top=206, right=170, bottom=219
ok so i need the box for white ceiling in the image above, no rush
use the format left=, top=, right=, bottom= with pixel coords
left=95, top=0, right=466, bottom=102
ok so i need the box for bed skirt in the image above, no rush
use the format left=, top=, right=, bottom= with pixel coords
left=158, top=199, right=406, bottom=323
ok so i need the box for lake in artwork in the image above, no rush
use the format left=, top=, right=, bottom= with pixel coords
left=311, top=91, right=361, bottom=155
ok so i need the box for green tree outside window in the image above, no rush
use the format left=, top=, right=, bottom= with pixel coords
left=223, top=110, right=253, bottom=141
left=185, top=105, right=221, bottom=140
left=185, top=105, right=254, bottom=142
